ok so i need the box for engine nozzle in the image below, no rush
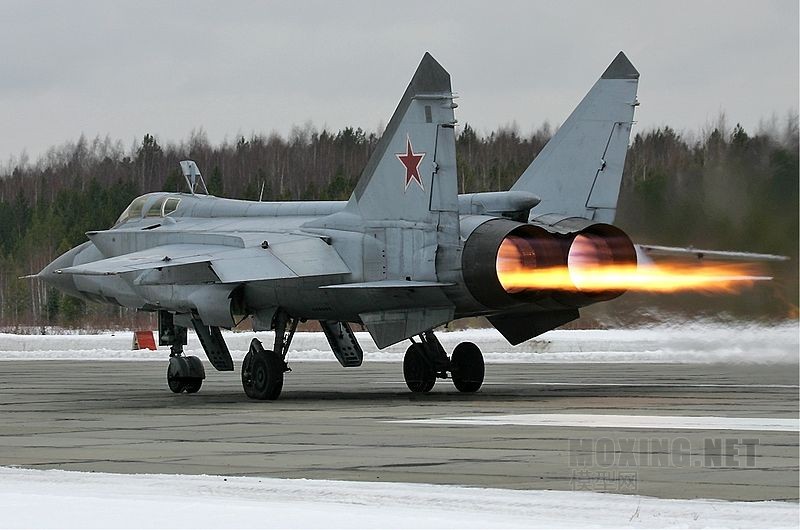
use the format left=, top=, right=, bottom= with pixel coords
left=462, top=219, right=637, bottom=309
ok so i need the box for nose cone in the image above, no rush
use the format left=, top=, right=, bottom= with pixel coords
left=39, top=243, right=89, bottom=296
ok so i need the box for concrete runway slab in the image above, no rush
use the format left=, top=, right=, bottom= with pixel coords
left=0, top=360, right=797, bottom=502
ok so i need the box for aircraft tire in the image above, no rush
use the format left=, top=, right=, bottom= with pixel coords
left=450, top=341, right=484, bottom=393
left=242, top=341, right=284, bottom=400
left=167, top=374, right=185, bottom=393
left=183, top=378, right=203, bottom=393
left=183, top=356, right=205, bottom=393
left=166, top=357, right=186, bottom=393
left=167, top=356, right=205, bottom=394
left=403, top=343, right=435, bottom=393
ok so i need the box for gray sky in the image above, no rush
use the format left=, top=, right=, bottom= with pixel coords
left=1, top=0, right=797, bottom=163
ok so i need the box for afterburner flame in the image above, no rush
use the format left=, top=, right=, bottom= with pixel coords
left=498, top=262, right=772, bottom=293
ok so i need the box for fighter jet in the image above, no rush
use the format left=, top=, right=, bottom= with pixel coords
left=36, top=52, right=784, bottom=399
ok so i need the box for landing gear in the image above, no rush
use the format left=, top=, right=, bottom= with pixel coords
left=241, top=339, right=284, bottom=400
left=166, top=353, right=206, bottom=394
left=160, top=312, right=206, bottom=394
left=401, top=332, right=485, bottom=394
left=241, top=310, right=296, bottom=400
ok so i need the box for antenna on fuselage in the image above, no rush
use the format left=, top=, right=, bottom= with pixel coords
left=179, top=160, right=209, bottom=195
left=259, top=181, right=265, bottom=202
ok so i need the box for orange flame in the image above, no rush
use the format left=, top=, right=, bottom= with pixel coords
left=497, top=262, right=772, bottom=293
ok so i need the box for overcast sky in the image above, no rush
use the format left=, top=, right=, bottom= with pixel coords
left=1, top=0, right=797, bottom=163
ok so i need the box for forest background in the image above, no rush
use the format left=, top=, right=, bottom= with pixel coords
left=0, top=113, right=797, bottom=331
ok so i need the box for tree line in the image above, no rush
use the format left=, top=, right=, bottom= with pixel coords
left=0, top=115, right=797, bottom=330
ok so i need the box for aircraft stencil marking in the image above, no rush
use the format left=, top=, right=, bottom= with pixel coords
left=396, top=136, right=425, bottom=191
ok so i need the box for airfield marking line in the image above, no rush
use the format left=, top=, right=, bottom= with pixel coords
left=391, top=414, right=800, bottom=432
left=482, top=382, right=800, bottom=388
left=372, top=381, right=800, bottom=388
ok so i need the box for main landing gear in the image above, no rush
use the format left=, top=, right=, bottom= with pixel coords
left=241, top=311, right=296, bottom=400
left=402, top=331, right=485, bottom=394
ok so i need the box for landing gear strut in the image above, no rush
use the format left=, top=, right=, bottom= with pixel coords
left=402, top=331, right=484, bottom=394
left=160, top=311, right=205, bottom=394
left=241, top=310, right=296, bottom=400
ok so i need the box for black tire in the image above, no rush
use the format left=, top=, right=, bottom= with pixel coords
left=167, top=375, right=185, bottom=393
left=403, top=343, right=435, bottom=393
left=167, top=361, right=185, bottom=393
left=167, top=356, right=205, bottom=394
left=451, top=341, right=484, bottom=393
left=183, top=378, right=203, bottom=393
left=242, top=340, right=284, bottom=400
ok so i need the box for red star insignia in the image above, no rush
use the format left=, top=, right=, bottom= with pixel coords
left=396, top=137, right=425, bottom=191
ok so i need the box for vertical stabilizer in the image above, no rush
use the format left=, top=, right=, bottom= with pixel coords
left=326, top=53, right=461, bottom=345
left=347, top=53, right=459, bottom=222
left=511, top=52, right=639, bottom=224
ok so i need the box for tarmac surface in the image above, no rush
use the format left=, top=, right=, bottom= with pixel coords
left=0, top=360, right=797, bottom=502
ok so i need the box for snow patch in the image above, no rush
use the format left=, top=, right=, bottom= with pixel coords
left=0, top=323, right=796, bottom=363
left=0, top=467, right=797, bottom=529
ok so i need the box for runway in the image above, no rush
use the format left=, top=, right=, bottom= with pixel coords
left=0, top=360, right=797, bottom=502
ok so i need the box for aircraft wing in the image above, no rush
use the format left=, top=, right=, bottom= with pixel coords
left=55, top=238, right=350, bottom=282
left=636, top=244, right=789, bottom=263
left=55, top=244, right=230, bottom=276
left=211, top=238, right=350, bottom=282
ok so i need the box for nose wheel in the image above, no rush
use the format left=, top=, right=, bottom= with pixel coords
left=166, top=355, right=205, bottom=394
left=402, top=333, right=485, bottom=394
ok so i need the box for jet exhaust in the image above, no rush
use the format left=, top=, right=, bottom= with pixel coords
left=497, top=223, right=637, bottom=306
left=497, top=260, right=771, bottom=293
left=463, top=219, right=767, bottom=310
left=497, top=224, right=770, bottom=295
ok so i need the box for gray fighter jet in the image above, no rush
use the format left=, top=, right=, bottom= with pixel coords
left=36, top=52, right=784, bottom=399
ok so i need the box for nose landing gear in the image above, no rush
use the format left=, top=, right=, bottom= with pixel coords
left=402, top=332, right=485, bottom=394
left=159, top=311, right=206, bottom=394
left=167, top=354, right=205, bottom=394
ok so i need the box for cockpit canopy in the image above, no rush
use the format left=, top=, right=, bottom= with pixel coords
left=115, top=194, right=181, bottom=226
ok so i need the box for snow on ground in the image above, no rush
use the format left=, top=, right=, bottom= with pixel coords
left=0, top=467, right=797, bottom=529
left=0, top=322, right=796, bottom=363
